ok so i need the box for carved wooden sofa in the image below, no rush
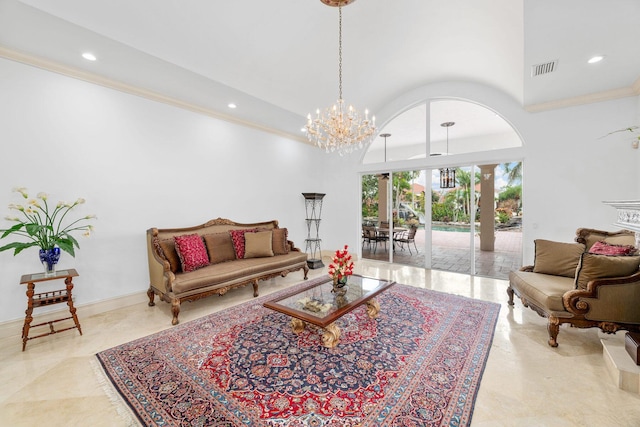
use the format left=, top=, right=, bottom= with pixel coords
left=147, top=218, right=308, bottom=325
left=508, top=228, right=640, bottom=347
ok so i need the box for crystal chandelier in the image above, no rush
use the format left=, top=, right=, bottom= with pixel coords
left=439, top=122, right=457, bottom=189
left=305, top=0, right=376, bottom=155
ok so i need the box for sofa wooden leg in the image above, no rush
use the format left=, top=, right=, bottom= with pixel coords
left=303, top=264, right=309, bottom=280
left=252, top=280, right=259, bottom=297
left=171, top=299, right=181, bottom=326
left=506, top=286, right=514, bottom=306
left=147, top=287, right=156, bottom=306
left=548, top=318, right=560, bottom=347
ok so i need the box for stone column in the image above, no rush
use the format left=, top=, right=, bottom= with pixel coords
left=480, top=164, right=497, bottom=251
left=378, top=175, right=389, bottom=223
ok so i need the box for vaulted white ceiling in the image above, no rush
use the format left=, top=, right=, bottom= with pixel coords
left=1, top=0, right=639, bottom=142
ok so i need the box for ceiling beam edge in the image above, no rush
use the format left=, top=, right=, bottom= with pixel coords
left=0, top=45, right=309, bottom=145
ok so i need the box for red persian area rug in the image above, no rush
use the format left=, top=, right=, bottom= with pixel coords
left=96, top=277, right=500, bottom=426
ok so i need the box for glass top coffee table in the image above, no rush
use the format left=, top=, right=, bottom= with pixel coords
left=263, top=274, right=395, bottom=348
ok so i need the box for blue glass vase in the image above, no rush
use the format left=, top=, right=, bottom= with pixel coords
left=39, top=247, right=61, bottom=276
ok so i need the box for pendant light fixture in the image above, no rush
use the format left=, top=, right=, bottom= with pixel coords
left=439, top=122, right=456, bottom=189
left=380, top=133, right=390, bottom=180
left=305, top=0, right=376, bottom=155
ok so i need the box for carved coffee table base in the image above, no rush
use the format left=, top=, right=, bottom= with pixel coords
left=366, top=298, right=380, bottom=318
left=289, top=298, right=380, bottom=348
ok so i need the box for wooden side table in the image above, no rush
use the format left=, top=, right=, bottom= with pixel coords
left=20, top=268, right=82, bottom=351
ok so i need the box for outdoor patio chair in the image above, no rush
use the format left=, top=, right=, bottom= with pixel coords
left=362, top=225, right=380, bottom=253
left=394, top=225, right=419, bottom=254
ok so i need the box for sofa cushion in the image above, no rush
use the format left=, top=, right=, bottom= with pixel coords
left=272, top=228, right=289, bottom=255
left=174, top=234, right=210, bottom=272
left=509, top=270, right=575, bottom=313
left=533, top=239, right=585, bottom=278
left=229, top=229, right=257, bottom=259
left=203, top=232, right=236, bottom=264
left=256, top=227, right=289, bottom=255
left=588, top=241, right=637, bottom=256
left=158, top=239, right=181, bottom=273
left=245, top=230, right=274, bottom=258
left=574, top=253, right=640, bottom=290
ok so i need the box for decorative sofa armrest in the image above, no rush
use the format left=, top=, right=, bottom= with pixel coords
left=287, top=239, right=302, bottom=252
left=146, top=228, right=173, bottom=294
left=563, top=271, right=640, bottom=323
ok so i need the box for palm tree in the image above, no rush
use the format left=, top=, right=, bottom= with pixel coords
left=501, top=162, right=522, bottom=186
left=453, top=168, right=480, bottom=219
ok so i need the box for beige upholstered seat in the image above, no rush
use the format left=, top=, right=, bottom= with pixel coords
left=508, top=228, right=640, bottom=347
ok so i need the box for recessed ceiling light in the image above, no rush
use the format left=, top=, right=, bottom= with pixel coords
left=227, top=103, right=237, bottom=109
left=588, top=55, right=604, bottom=64
left=82, top=52, right=97, bottom=61
left=301, top=128, right=307, bottom=132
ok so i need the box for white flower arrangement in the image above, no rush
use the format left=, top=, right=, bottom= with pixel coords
left=0, top=187, right=96, bottom=256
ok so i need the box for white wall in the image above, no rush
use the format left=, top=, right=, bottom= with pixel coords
left=520, top=97, right=639, bottom=262
left=0, top=58, right=358, bottom=323
left=1, top=59, right=638, bottom=324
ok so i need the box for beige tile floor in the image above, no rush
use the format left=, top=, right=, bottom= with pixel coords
left=1, top=258, right=639, bottom=426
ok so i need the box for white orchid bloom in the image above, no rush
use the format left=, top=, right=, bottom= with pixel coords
left=37, top=192, right=48, bottom=200
left=13, top=187, right=28, bottom=198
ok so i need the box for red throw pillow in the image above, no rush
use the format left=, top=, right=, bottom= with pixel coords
left=229, top=229, right=257, bottom=259
left=174, top=234, right=210, bottom=272
left=589, top=241, right=637, bottom=256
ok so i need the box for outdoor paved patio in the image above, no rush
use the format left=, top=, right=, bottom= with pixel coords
left=362, top=228, right=523, bottom=280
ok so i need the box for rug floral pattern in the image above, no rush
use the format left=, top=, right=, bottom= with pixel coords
left=96, top=279, right=500, bottom=426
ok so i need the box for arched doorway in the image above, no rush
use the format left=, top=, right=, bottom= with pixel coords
left=360, top=99, right=523, bottom=279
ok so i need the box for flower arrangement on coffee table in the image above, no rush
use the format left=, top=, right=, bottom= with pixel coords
left=328, top=244, right=354, bottom=289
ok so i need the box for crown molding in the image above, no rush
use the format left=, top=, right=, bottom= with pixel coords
left=525, top=79, right=640, bottom=113
left=0, top=46, right=309, bottom=144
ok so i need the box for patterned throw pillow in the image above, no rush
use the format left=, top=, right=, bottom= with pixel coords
left=174, top=234, right=210, bottom=272
left=588, top=241, right=637, bottom=256
left=229, top=229, right=257, bottom=259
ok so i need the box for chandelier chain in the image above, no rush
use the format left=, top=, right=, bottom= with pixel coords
left=304, top=0, right=376, bottom=156
left=338, top=3, right=342, bottom=100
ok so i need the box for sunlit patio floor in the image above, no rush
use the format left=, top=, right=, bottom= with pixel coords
left=362, top=228, right=523, bottom=280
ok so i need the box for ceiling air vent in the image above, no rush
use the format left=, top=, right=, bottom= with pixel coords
left=531, top=60, right=558, bottom=77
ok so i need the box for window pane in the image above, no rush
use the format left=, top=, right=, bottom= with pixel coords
left=430, top=100, right=521, bottom=156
